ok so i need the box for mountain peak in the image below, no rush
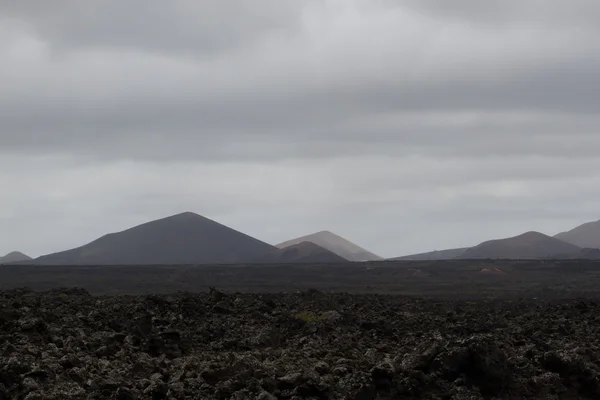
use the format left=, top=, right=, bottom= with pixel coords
left=314, top=230, right=338, bottom=237
left=519, top=231, right=545, bottom=236
left=167, top=211, right=204, bottom=220
left=3, top=251, right=29, bottom=257
left=515, top=231, right=550, bottom=242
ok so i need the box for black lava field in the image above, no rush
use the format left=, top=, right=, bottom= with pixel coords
left=2, top=287, right=600, bottom=399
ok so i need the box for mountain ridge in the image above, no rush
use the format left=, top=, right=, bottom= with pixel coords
left=461, top=231, right=581, bottom=259
left=390, top=247, right=470, bottom=261
left=555, top=219, right=600, bottom=249
left=14, top=215, right=600, bottom=264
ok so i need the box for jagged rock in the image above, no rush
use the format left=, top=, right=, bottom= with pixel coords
left=321, top=310, right=342, bottom=324
left=0, top=289, right=599, bottom=399
left=314, top=361, right=330, bottom=375
left=256, top=391, right=277, bottom=400
left=398, top=341, right=443, bottom=372
left=277, top=372, right=304, bottom=388
left=115, top=387, right=137, bottom=400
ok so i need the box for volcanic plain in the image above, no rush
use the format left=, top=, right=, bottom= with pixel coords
left=3, top=260, right=600, bottom=399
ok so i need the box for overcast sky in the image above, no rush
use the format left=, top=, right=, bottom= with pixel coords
left=1, top=0, right=600, bottom=258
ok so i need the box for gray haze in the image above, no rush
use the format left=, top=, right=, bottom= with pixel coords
left=1, top=0, right=600, bottom=258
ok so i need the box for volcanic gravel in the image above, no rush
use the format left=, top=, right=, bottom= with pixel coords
left=2, top=287, right=600, bottom=399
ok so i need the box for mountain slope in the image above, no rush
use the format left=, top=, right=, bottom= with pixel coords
left=390, top=247, right=470, bottom=261
left=253, top=241, right=348, bottom=264
left=555, top=220, right=600, bottom=249
left=553, top=247, right=600, bottom=260
left=32, top=212, right=277, bottom=265
left=0, top=251, right=32, bottom=264
left=461, top=231, right=581, bottom=259
left=276, top=231, right=381, bottom=262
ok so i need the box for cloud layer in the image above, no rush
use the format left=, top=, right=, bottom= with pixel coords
left=1, top=0, right=600, bottom=257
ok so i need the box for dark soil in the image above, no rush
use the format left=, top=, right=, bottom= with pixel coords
left=4, top=260, right=600, bottom=299
left=2, top=287, right=600, bottom=399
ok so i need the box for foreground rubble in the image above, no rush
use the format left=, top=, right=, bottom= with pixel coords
left=1, top=287, right=600, bottom=399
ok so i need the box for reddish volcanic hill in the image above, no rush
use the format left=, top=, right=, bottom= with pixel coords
left=253, top=241, right=348, bottom=264
left=276, top=231, right=381, bottom=262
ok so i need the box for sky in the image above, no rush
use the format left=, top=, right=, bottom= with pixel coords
left=1, top=0, right=600, bottom=259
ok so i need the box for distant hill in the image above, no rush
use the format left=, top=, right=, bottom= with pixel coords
left=555, top=219, right=600, bottom=249
left=32, top=212, right=277, bottom=265
left=0, top=251, right=32, bottom=264
left=460, top=231, right=581, bottom=259
left=276, top=231, right=381, bottom=262
left=390, top=247, right=470, bottom=261
left=253, top=241, right=348, bottom=264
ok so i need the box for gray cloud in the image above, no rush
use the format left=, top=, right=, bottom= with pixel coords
left=402, top=0, right=600, bottom=27
left=2, top=0, right=304, bottom=55
left=1, top=0, right=600, bottom=258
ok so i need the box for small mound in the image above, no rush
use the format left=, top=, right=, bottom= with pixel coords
left=480, top=267, right=506, bottom=275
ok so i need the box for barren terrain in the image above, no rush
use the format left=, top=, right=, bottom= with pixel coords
left=3, top=261, right=600, bottom=399
left=3, top=260, right=600, bottom=299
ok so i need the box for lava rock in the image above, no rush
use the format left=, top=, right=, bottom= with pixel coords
left=0, top=289, right=598, bottom=399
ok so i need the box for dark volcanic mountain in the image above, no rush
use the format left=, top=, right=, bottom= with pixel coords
left=0, top=251, right=32, bottom=264
left=460, top=231, right=581, bottom=259
left=276, top=231, right=381, bottom=261
left=32, top=212, right=277, bottom=265
left=253, top=241, right=348, bottom=264
left=390, top=247, right=470, bottom=261
left=555, top=219, right=600, bottom=249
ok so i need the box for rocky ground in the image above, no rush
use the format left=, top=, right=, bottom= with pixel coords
left=2, top=288, right=600, bottom=399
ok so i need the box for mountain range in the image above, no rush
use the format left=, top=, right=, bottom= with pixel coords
left=7, top=213, right=600, bottom=265
left=33, top=212, right=280, bottom=265
left=396, top=220, right=600, bottom=260
left=27, top=212, right=354, bottom=266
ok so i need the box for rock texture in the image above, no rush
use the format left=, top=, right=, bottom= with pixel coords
left=2, top=288, right=600, bottom=399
